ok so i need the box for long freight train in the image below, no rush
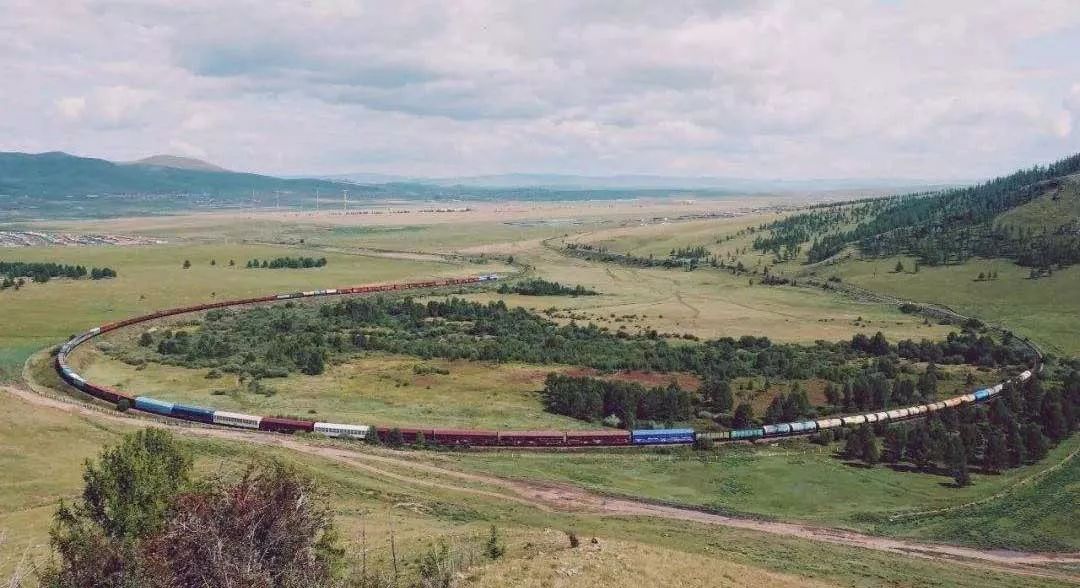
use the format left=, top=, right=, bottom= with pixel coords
left=55, top=274, right=1038, bottom=448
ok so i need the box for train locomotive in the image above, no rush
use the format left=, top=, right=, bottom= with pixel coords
left=55, top=274, right=1038, bottom=448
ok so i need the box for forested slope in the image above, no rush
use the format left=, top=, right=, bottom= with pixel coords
left=755, top=153, right=1080, bottom=270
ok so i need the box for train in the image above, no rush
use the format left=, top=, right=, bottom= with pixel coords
left=54, top=274, right=1038, bottom=448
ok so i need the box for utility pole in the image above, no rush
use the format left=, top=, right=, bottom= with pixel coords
left=343, top=189, right=349, bottom=214
left=251, top=188, right=256, bottom=209
left=275, top=190, right=280, bottom=210
left=315, top=188, right=320, bottom=212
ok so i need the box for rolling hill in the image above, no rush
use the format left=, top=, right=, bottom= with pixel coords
left=126, top=154, right=229, bottom=173
left=0, top=151, right=356, bottom=199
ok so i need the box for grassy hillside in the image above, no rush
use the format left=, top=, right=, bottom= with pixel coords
left=995, top=174, right=1080, bottom=232
left=832, top=255, right=1080, bottom=356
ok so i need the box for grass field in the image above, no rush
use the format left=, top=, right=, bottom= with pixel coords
left=1, top=389, right=1070, bottom=587
left=452, top=240, right=951, bottom=345
left=831, top=255, right=1080, bottom=357
left=0, top=241, right=510, bottom=380
left=73, top=345, right=598, bottom=430
left=430, top=434, right=1080, bottom=551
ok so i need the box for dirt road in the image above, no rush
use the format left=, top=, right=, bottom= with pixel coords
left=5, top=384, right=1079, bottom=583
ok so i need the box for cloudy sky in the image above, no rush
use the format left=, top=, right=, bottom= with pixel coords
left=3, top=0, right=1080, bottom=180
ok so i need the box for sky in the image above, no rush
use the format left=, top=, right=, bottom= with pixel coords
left=3, top=0, right=1080, bottom=180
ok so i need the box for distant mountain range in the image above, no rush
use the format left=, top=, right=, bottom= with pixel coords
left=0, top=150, right=958, bottom=221
left=321, top=172, right=959, bottom=192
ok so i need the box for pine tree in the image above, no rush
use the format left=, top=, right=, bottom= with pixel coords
left=983, top=430, right=1007, bottom=474
left=1006, top=419, right=1026, bottom=466
left=947, top=435, right=971, bottom=487
left=732, top=403, right=754, bottom=429
left=884, top=427, right=907, bottom=463
left=906, top=424, right=932, bottom=470
left=1023, top=423, right=1048, bottom=462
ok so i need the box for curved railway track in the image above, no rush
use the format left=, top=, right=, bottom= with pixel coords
left=54, top=274, right=1042, bottom=449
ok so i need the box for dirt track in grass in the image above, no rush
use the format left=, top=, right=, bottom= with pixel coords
left=6, top=384, right=1079, bottom=583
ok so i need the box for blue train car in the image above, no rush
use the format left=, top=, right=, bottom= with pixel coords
left=973, top=389, right=991, bottom=401
left=631, top=428, right=695, bottom=445
left=171, top=403, right=214, bottom=423
left=135, top=396, right=175, bottom=416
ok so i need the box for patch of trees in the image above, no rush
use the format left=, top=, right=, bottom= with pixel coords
left=840, top=371, right=1078, bottom=486
left=497, top=278, right=597, bottom=296
left=40, top=429, right=343, bottom=586
left=245, top=256, right=328, bottom=269
left=542, top=373, right=692, bottom=428
left=563, top=243, right=719, bottom=271
left=118, top=295, right=1032, bottom=431
left=122, top=296, right=886, bottom=383
left=0, top=260, right=116, bottom=285
left=39, top=428, right=506, bottom=587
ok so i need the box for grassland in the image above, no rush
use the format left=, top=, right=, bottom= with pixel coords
left=74, top=345, right=597, bottom=430
left=1, top=389, right=1071, bottom=587
left=0, top=241, right=511, bottom=380
left=422, top=435, right=1080, bottom=550
left=451, top=240, right=950, bottom=345
left=831, top=255, right=1080, bottom=356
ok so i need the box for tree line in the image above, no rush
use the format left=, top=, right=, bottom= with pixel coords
left=245, top=256, right=328, bottom=269
left=542, top=373, right=692, bottom=429
left=496, top=278, right=597, bottom=296
left=0, top=260, right=117, bottom=286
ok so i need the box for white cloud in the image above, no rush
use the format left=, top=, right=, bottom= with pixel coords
left=3, top=0, right=1080, bottom=178
left=55, top=96, right=85, bottom=120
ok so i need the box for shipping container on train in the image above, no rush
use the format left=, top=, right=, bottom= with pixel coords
left=498, top=430, right=567, bottom=446
left=565, top=430, right=632, bottom=446
left=632, top=428, right=695, bottom=445
left=431, top=428, right=500, bottom=446
left=260, top=416, right=315, bottom=433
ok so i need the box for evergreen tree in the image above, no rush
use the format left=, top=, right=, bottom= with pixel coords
left=906, top=424, right=932, bottom=470
left=947, top=435, right=971, bottom=487
left=1006, top=418, right=1026, bottom=467
left=732, top=403, right=754, bottom=429
left=701, top=378, right=733, bottom=412
left=1023, top=423, right=1049, bottom=462
left=884, top=426, right=907, bottom=463
left=984, top=430, right=1008, bottom=474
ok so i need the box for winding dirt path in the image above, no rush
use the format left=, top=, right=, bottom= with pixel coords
left=5, top=384, right=1079, bottom=583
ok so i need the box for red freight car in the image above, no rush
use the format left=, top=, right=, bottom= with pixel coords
left=431, top=428, right=500, bottom=447
left=564, top=430, right=631, bottom=446
left=84, top=383, right=130, bottom=405
left=376, top=427, right=435, bottom=445
left=260, top=416, right=315, bottom=434
left=497, top=430, right=566, bottom=447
